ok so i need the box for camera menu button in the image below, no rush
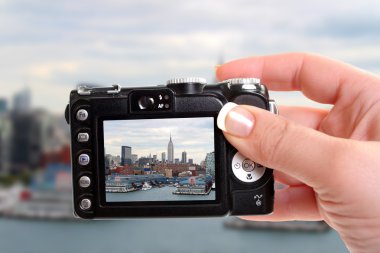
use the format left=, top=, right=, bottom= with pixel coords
left=77, top=133, right=90, bottom=143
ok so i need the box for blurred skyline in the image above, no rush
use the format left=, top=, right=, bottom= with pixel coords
left=1, top=0, right=380, bottom=113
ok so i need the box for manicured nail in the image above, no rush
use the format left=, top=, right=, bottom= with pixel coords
left=217, top=102, right=254, bottom=137
left=217, top=102, right=238, bottom=131
left=214, top=64, right=222, bottom=71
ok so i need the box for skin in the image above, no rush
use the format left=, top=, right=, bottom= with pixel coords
left=215, top=53, right=380, bottom=253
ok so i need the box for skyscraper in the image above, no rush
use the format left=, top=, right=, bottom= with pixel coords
left=13, top=88, right=31, bottom=112
left=0, top=98, right=7, bottom=114
left=167, top=134, right=174, bottom=163
left=161, top=152, right=166, bottom=163
left=121, top=146, right=132, bottom=165
left=181, top=151, right=187, bottom=164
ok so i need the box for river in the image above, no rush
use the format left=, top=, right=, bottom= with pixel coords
left=107, top=186, right=215, bottom=202
left=0, top=217, right=348, bottom=253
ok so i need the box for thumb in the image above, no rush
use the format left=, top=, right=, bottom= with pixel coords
left=217, top=103, right=345, bottom=186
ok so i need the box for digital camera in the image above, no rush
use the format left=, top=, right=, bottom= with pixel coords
left=65, top=77, right=277, bottom=219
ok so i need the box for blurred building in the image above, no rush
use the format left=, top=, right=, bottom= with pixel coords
left=12, top=88, right=31, bottom=113
left=9, top=112, right=42, bottom=173
left=138, top=157, right=153, bottom=167
left=0, top=98, right=7, bottom=114
left=0, top=114, right=12, bottom=173
left=205, top=152, right=215, bottom=178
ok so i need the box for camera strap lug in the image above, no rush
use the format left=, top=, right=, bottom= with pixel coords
left=269, top=99, right=278, bottom=115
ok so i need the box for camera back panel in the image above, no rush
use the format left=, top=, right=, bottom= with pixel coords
left=66, top=78, right=275, bottom=219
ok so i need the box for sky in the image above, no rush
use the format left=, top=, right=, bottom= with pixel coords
left=104, top=117, right=215, bottom=164
left=1, top=0, right=380, bottom=113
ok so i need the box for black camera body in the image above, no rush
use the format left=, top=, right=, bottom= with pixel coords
left=65, top=77, right=276, bottom=219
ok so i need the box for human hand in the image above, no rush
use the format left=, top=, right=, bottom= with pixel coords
left=216, top=53, right=380, bottom=253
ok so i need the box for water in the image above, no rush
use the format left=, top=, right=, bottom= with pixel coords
left=0, top=218, right=348, bottom=253
left=107, top=186, right=216, bottom=202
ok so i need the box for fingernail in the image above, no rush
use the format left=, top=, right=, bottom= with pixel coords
left=217, top=102, right=254, bottom=137
left=214, top=64, right=222, bottom=71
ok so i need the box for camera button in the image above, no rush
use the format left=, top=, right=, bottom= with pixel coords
left=232, top=152, right=265, bottom=183
left=79, top=176, right=91, bottom=188
left=76, top=109, right=89, bottom=121
left=77, top=133, right=90, bottom=143
left=80, top=198, right=92, bottom=210
left=78, top=154, right=90, bottom=166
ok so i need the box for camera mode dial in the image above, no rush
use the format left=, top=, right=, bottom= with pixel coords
left=166, top=77, right=207, bottom=95
left=225, top=77, right=261, bottom=85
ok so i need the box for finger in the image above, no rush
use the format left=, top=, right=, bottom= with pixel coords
left=216, top=53, right=368, bottom=104
left=241, top=186, right=321, bottom=221
left=274, top=171, right=304, bottom=186
left=217, top=103, right=349, bottom=186
left=279, top=106, right=329, bottom=130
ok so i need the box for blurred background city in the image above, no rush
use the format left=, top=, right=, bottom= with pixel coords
left=1, top=0, right=380, bottom=252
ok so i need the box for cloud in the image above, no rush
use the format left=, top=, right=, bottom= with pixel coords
left=104, top=117, right=215, bottom=164
left=1, top=0, right=380, bottom=113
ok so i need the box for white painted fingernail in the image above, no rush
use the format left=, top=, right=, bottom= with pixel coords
left=217, top=102, right=238, bottom=131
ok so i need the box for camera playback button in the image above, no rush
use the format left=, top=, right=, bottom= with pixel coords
left=78, top=154, right=90, bottom=166
left=232, top=152, right=265, bottom=183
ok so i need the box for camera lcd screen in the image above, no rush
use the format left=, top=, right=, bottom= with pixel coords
left=103, top=117, right=216, bottom=202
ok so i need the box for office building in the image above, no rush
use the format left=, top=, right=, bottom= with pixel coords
left=0, top=99, right=7, bottom=114
left=13, top=88, right=31, bottom=112
left=181, top=151, right=187, bottom=164
left=121, top=146, right=132, bottom=165
left=132, top=154, right=138, bottom=164
left=161, top=152, right=166, bottom=163
left=205, top=152, right=215, bottom=178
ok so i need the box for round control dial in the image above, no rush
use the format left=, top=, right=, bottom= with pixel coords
left=166, top=77, right=207, bottom=85
left=166, top=77, right=207, bottom=95
left=232, top=152, right=266, bottom=183
left=224, top=78, right=261, bottom=85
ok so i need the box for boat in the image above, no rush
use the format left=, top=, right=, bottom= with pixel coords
left=141, top=182, right=152, bottom=191
left=105, top=182, right=137, bottom=193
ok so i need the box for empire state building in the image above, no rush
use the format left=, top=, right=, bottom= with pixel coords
left=167, top=134, right=174, bottom=163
